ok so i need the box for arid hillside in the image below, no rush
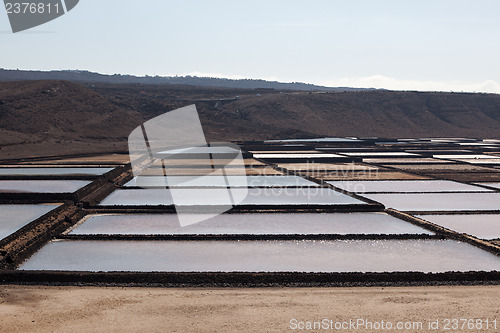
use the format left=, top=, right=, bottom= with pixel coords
left=210, top=90, right=500, bottom=139
left=1, top=80, right=499, bottom=159
left=91, top=83, right=500, bottom=140
left=0, top=80, right=142, bottom=158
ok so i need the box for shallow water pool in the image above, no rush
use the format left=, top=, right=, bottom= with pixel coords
left=19, top=239, right=500, bottom=272
left=475, top=183, right=500, bottom=190
left=0, top=167, right=114, bottom=177
left=328, top=180, right=488, bottom=193
left=70, top=212, right=433, bottom=235
left=124, top=175, right=318, bottom=188
left=0, top=180, right=92, bottom=193
left=416, top=214, right=500, bottom=239
left=0, top=204, right=61, bottom=240
left=99, top=188, right=366, bottom=206
left=361, top=193, right=500, bottom=211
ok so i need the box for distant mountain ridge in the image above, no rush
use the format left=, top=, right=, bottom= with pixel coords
left=0, top=68, right=369, bottom=92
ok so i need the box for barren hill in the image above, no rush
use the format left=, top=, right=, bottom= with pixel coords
left=0, top=80, right=142, bottom=158
left=208, top=90, right=500, bottom=139
left=90, top=83, right=500, bottom=140
left=1, top=80, right=499, bottom=159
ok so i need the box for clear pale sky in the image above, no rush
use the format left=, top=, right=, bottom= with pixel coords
left=1, top=0, right=500, bottom=93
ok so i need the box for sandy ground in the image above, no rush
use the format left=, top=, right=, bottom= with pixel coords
left=0, top=285, right=499, bottom=332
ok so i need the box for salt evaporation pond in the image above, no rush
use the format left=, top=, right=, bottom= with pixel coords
left=124, top=175, right=318, bottom=188
left=475, top=183, right=500, bottom=190
left=70, top=212, right=433, bottom=235
left=99, top=188, right=366, bottom=206
left=0, top=204, right=60, bottom=240
left=361, top=193, right=500, bottom=211
left=416, top=214, right=500, bottom=240
left=0, top=180, right=91, bottom=193
left=19, top=239, right=500, bottom=272
left=0, top=167, right=114, bottom=177
left=328, top=180, right=488, bottom=193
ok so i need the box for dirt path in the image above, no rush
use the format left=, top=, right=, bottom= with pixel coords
left=1, top=285, right=499, bottom=332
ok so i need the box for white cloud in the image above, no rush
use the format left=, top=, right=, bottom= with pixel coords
left=320, top=75, right=500, bottom=94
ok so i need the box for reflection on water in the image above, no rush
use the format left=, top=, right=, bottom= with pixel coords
left=417, top=214, right=500, bottom=240
left=70, top=212, right=433, bottom=235
left=475, top=183, right=500, bottom=190
left=0, top=180, right=91, bottom=193
left=328, top=180, right=489, bottom=193
left=362, top=193, right=500, bottom=211
left=19, top=239, right=500, bottom=272
left=99, top=188, right=366, bottom=206
left=124, top=175, right=318, bottom=188
left=0, top=204, right=60, bottom=240
left=0, top=167, right=114, bottom=176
